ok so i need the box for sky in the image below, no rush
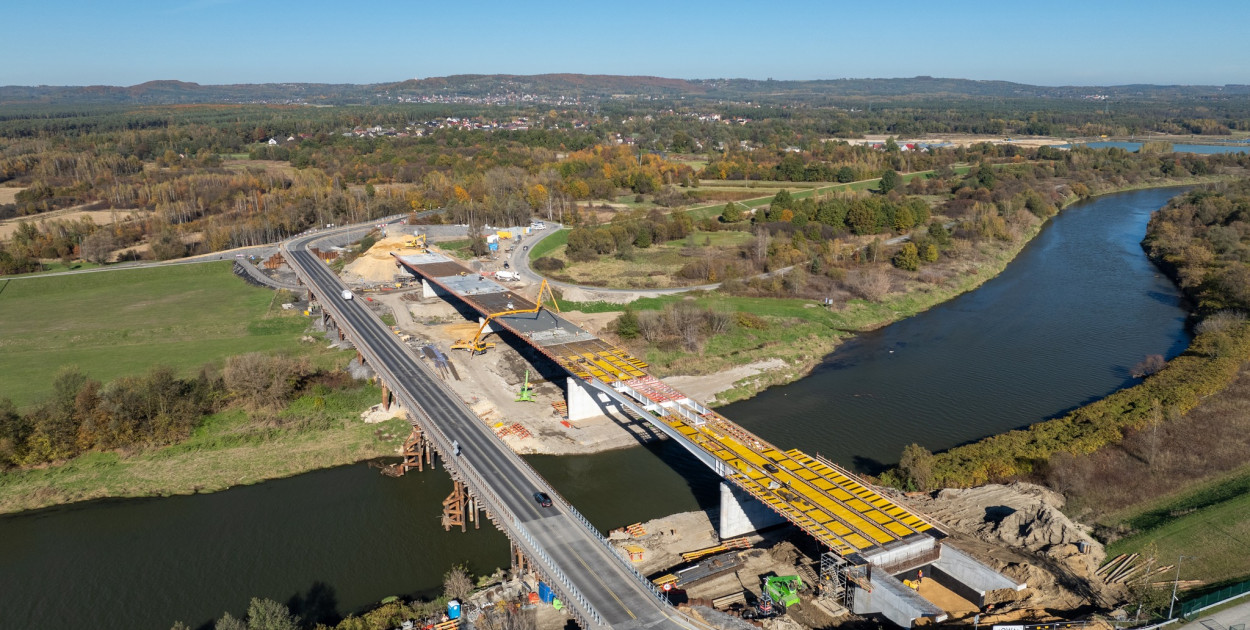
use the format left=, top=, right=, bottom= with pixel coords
left=4, top=0, right=1249, bottom=87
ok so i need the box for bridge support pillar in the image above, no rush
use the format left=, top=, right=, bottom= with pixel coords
left=356, top=349, right=364, bottom=365
left=421, top=278, right=438, bottom=300
left=719, top=482, right=787, bottom=538
left=400, top=428, right=431, bottom=473
left=566, top=377, right=620, bottom=421
left=381, top=384, right=392, bottom=411
left=442, top=481, right=467, bottom=532
left=511, top=542, right=530, bottom=578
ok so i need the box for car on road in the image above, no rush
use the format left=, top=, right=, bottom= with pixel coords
left=533, top=492, right=553, bottom=508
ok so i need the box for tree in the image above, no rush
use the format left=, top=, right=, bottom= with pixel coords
left=80, top=229, right=117, bottom=264
left=245, top=598, right=299, bottom=630
left=893, top=242, right=921, bottom=271
left=615, top=308, right=641, bottom=339
left=444, top=564, right=474, bottom=601
left=770, top=189, right=794, bottom=213
left=720, top=202, right=743, bottom=223
left=899, top=443, right=935, bottom=491
left=214, top=614, right=247, bottom=630
left=879, top=169, right=900, bottom=194
left=846, top=200, right=878, bottom=235
left=836, top=166, right=856, bottom=183
left=922, top=243, right=940, bottom=263
left=150, top=230, right=186, bottom=261
left=892, top=206, right=915, bottom=232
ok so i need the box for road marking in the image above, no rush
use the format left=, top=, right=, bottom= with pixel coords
left=571, top=547, right=635, bottom=619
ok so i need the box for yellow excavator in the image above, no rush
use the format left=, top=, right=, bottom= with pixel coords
left=402, top=233, right=428, bottom=252
left=451, top=279, right=560, bottom=355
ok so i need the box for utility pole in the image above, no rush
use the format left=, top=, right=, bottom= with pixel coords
left=1169, top=555, right=1191, bottom=619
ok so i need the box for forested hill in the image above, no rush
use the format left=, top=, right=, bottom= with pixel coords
left=4, top=75, right=1250, bottom=106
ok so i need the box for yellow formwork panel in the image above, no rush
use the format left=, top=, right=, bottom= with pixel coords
left=787, top=449, right=932, bottom=535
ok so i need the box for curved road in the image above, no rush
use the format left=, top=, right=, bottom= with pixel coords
left=283, top=230, right=693, bottom=630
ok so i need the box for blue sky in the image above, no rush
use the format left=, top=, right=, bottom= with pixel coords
left=4, top=0, right=1248, bottom=86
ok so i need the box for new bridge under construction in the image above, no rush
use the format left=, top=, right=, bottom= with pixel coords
left=394, top=249, right=1024, bottom=627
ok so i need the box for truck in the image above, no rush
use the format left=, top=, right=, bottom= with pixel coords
left=495, top=270, right=520, bottom=282
left=340, top=289, right=353, bottom=300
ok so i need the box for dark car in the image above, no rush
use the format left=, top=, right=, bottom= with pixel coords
left=763, top=463, right=780, bottom=473
left=533, top=492, right=553, bottom=508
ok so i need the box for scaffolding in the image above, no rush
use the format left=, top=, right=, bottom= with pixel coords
left=821, top=552, right=872, bottom=609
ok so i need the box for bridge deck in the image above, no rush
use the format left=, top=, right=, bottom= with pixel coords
left=397, top=251, right=939, bottom=557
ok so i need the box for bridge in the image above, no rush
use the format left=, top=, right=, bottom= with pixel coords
left=393, top=248, right=1025, bottom=627
left=282, top=230, right=700, bottom=630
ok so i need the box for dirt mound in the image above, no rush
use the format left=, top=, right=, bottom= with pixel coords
left=341, top=235, right=429, bottom=283
left=904, top=482, right=1120, bottom=612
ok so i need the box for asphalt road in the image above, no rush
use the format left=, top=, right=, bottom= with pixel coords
left=283, top=230, right=689, bottom=630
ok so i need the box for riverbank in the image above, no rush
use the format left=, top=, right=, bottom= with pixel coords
left=0, top=385, right=410, bottom=515
left=615, top=174, right=1233, bottom=407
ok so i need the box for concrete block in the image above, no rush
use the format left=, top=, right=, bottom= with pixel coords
left=718, top=482, right=786, bottom=538
left=853, top=570, right=946, bottom=627
left=566, top=377, right=620, bottom=421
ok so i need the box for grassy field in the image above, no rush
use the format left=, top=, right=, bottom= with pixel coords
left=1107, top=467, right=1250, bottom=584
left=683, top=166, right=972, bottom=220
left=0, top=385, right=410, bottom=514
left=528, top=228, right=569, bottom=261
left=0, top=260, right=103, bottom=276
left=542, top=230, right=754, bottom=288
left=0, top=262, right=332, bottom=408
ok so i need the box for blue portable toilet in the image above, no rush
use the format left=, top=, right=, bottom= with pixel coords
left=538, top=581, right=555, bottom=604
left=488, top=241, right=499, bottom=252
left=447, top=599, right=461, bottom=619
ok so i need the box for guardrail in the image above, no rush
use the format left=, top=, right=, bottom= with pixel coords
left=283, top=238, right=608, bottom=629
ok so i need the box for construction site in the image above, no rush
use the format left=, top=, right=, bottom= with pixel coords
left=307, top=229, right=1168, bottom=629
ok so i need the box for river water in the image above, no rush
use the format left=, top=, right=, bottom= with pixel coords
left=0, top=188, right=1193, bottom=629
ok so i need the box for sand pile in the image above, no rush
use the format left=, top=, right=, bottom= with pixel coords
left=341, top=235, right=429, bottom=283
left=904, top=482, right=1118, bottom=611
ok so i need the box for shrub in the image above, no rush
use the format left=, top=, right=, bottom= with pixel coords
left=532, top=256, right=565, bottom=272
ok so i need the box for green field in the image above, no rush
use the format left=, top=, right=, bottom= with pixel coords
left=1107, top=467, right=1250, bottom=584
left=0, top=262, right=322, bottom=408
left=528, top=228, right=569, bottom=261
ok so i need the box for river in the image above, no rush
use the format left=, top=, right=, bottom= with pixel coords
left=0, top=187, right=1193, bottom=629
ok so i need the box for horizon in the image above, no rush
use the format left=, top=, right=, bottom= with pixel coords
left=4, top=0, right=1249, bottom=87
left=7, top=73, right=1250, bottom=89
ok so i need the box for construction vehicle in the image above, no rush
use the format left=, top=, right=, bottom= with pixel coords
left=516, top=369, right=536, bottom=402
left=402, top=233, right=429, bottom=253
left=763, top=575, right=803, bottom=612
left=496, top=270, right=520, bottom=282
left=451, top=279, right=560, bottom=355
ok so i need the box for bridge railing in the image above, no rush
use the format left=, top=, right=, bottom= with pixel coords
left=284, top=244, right=608, bottom=629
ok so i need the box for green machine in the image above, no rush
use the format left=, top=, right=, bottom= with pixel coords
left=516, top=369, right=536, bottom=403
left=763, top=575, right=803, bottom=610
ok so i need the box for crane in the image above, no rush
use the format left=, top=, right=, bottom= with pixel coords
left=451, top=279, right=560, bottom=355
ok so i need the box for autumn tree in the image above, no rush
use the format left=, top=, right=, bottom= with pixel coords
left=444, top=564, right=474, bottom=601
left=893, top=242, right=921, bottom=271
left=80, top=229, right=117, bottom=264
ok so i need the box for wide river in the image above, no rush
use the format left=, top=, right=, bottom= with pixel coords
left=0, top=187, right=1193, bottom=629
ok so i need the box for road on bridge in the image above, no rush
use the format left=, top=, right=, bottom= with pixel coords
left=282, top=230, right=691, bottom=630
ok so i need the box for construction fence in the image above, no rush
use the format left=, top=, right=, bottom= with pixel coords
left=1181, top=578, right=1250, bottom=618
